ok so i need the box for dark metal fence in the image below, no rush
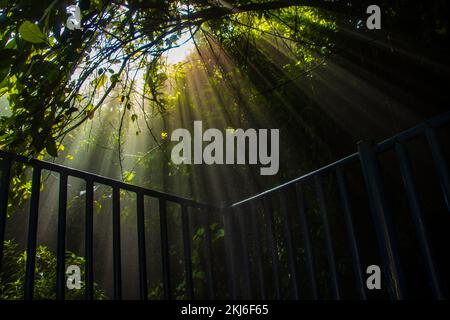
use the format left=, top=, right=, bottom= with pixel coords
left=0, top=150, right=219, bottom=300
left=227, top=110, right=450, bottom=300
left=0, top=110, right=449, bottom=300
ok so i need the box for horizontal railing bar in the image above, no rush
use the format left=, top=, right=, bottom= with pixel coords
left=2, top=110, right=449, bottom=213
left=377, top=110, right=450, bottom=152
left=0, top=150, right=217, bottom=210
left=231, top=110, right=450, bottom=208
left=231, top=153, right=359, bottom=207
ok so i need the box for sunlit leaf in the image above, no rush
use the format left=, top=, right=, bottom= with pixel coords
left=124, top=171, right=136, bottom=183
left=19, top=21, right=46, bottom=44
left=95, top=74, right=108, bottom=90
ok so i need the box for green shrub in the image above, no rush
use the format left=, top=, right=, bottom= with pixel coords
left=0, top=239, right=107, bottom=300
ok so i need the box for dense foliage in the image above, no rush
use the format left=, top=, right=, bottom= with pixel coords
left=0, top=239, right=106, bottom=299
left=2, top=0, right=446, bottom=157
left=0, top=0, right=335, bottom=156
left=1, top=0, right=449, bottom=300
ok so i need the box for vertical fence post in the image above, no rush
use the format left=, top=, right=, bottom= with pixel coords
left=425, top=128, right=450, bottom=212
left=335, top=167, right=367, bottom=300
left=223, top=209, right=237, bottom=299
left=56, top=173, right=67, bottom=300
left=112, top=186, right=122, bottom=300
left=358, top=140, right=405, bottom=300
left=295, top=184, right=318, bottom=299
left=0, top=158, right=11, bottom=272
left=181, top=204, right=194, bottom=300
left=395, top=143, right=443, bottom=299
left=85, top=179, right=94, bottom=300
left=159, top=199, right=171, bottom=300
left=203, top=210, right=215, bottom=299
left=315, top=176, right=341, bottom=299
left=136, top=192, right=148, bottom=300
left=24, top=166, right=41, bottom=300
left=279, top=191, right=300, bottom=299
left=250, top=202, right=266, bottom=299
left=237, top=206, right=253, bottom=299
left=263, top=196, right=281, bottom=299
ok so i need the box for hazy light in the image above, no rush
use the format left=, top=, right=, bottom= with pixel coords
left=166, top=32, right=195, bottom=64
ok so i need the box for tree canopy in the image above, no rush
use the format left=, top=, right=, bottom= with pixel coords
left=1, top=0, right=446, bottom=157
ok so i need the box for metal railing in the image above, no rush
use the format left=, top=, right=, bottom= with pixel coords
left=0, top=150, right=219, bottom=300
left=227, top=110, right=450, bottom=300
left=0, top=110, right=449, bottom=300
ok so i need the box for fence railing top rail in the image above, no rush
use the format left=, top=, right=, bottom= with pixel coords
left=230, top=153, right=359, bottom=208
left=1, top=110, right=449, bottom=211
left=377, top=110, right=450, bottom=152
left=230, top=109, right=450, bottom=208
left=0, top=149, right=218, bottom=210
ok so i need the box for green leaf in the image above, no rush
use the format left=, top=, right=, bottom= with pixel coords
left=110, top=73, right=120, bottom=88
left=213, top=228, right=225, bottom=241
left=94, top=74, right=107, bottom=90
left=19, top=21, right=46, bottom=44
left=45, top=139, right=58, bottom=157
left=0, top=68, right=9, bottom=84
left=124, top=171, right=135, bottom=183
left=85, top=103, right=95, bottom=112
